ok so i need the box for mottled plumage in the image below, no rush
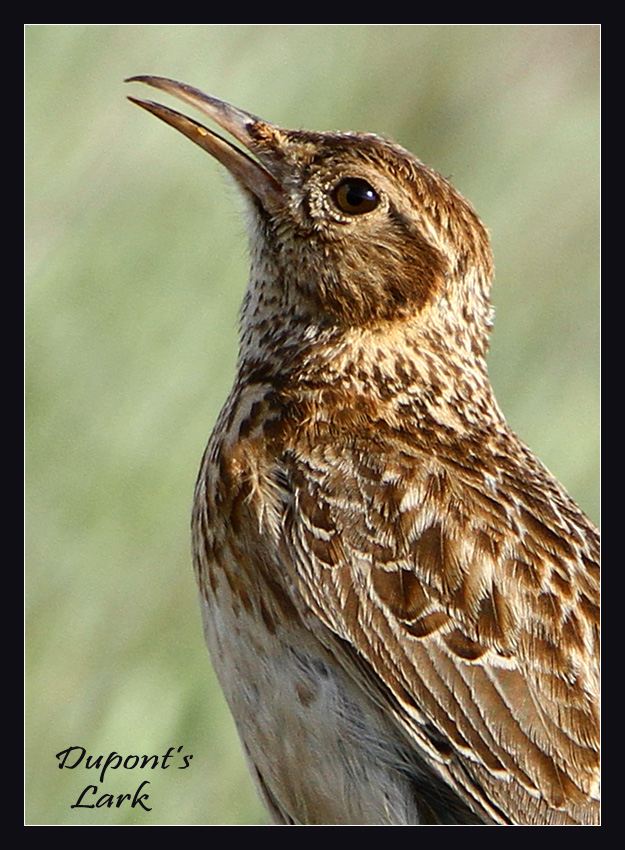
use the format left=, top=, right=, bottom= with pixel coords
left=128, top=76, right=600, bottom=825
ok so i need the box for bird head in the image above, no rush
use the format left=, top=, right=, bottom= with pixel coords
left=127, top=76, right=494, bottom=361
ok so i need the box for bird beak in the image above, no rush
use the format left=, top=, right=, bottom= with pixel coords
left=126, top=75, right=284, bottom=211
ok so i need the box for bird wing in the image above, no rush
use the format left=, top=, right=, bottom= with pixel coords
left=279, top=437, right=600, bottom=825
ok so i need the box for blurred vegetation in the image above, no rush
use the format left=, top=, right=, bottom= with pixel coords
left=25, top=25, right=599, bottom=825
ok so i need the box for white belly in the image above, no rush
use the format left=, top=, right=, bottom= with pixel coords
left=199, top=590, right=423, bottom=825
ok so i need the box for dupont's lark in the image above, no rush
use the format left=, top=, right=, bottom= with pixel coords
left=128, top=76, right=600, bottom=825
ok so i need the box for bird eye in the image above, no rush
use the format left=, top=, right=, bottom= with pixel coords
left=332, top=178, right=380, bottom=215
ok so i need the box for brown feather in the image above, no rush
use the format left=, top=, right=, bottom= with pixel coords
left=130, top=76, right=599, bottom=825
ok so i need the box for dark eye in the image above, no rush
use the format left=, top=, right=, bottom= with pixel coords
left=332, top=178, right=380, bottom=215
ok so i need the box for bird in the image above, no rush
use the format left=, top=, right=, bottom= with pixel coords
left=127, top=76, right=600, bottom=825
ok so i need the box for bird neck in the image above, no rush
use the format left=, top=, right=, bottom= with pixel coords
left=235, top=288, right=504, bottom=441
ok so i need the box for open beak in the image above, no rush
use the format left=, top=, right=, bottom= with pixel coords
left=126, top=75, right=284, bottom=211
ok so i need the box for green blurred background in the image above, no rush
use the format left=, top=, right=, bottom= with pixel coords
left=25, top=25, right=599, bottom=825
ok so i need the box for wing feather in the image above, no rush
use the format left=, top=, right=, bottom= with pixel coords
left=280, top=441, right=600, bottom=824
